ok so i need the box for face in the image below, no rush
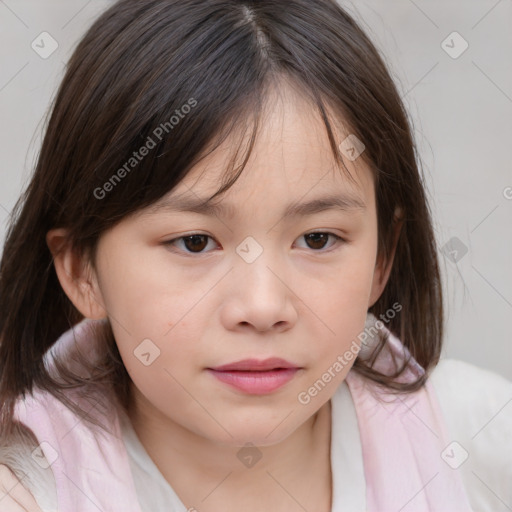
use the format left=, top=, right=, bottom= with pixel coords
left=75, top=84, right=388, bottom=447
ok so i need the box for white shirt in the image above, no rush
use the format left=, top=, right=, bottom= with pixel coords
left=2, top=359, right=512, bottom=511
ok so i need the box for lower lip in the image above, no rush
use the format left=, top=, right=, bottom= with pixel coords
left=206, top=368, right=299, bottom=394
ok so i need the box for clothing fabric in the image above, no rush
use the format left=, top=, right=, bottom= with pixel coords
left=5, top=315, right=512, bottom=511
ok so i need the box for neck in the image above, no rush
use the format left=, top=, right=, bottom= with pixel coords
left=127, top=388, right=332, bottom=512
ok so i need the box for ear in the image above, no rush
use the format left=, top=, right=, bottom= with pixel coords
left=46, top=228, right=107, bottom=320
left=368, top=207, right=403, bottom=308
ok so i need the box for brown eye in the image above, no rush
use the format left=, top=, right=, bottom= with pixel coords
left=304, top=233, right=330, bottom=250
left=164, top=234, right=217, bottom=254
left=182, top=235, right=209, bottom=252
left=296, top=232, right=344, bottom=252
left=164, top=231, right=344, bottom=256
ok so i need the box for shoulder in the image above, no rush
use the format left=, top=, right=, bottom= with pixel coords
left=0, top=463, right=44, bottom=511
left=0, top=423, right=57, bottom=512
left=428, top=359, right=512, bottom=511
left=428, top=358, right=512, bottom=424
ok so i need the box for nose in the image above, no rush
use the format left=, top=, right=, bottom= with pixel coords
left=220, top=249, right=298, bottom=334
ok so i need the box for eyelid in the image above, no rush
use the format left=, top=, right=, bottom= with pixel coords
left=162, top=231, right=346, bottom=255
left=294, top=231, right=345, bottom=252
left=163, top=232, right=219, bottom=255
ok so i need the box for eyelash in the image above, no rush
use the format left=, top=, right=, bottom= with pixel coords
left=162, top=231, right=346, bottom=255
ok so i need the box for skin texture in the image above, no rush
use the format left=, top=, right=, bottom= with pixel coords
left=47, top=83, right=400, bottom=511
left=0, top=465, right=43, bottom=512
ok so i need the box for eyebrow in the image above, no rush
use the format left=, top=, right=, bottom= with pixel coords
left=147, top=192, right=367, bottom=219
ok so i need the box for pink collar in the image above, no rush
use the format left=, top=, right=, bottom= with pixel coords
left=15, top=314, right=472, bottom=511
left=345, top=313, right=472, bottom=511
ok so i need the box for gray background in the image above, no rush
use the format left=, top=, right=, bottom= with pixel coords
left=0, top=1, right=510, bottom=380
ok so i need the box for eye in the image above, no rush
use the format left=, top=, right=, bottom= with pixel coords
left=164, top=234, right=218, bottom=254
left=163, top=231, right=345, bottom=255
left=295, top=231, right=344, bottom=251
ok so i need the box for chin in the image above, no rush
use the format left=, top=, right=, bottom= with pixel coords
left=205, top=411, right=307, bottom=449
left=213, top=429, right=293, bottom=449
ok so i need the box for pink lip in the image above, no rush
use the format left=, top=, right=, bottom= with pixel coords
left=210, top=357, right=297, bottom=372
left=207, top=358, right=301, bottom=394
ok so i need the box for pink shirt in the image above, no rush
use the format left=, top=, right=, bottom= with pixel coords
left=13, top=315, right=473, bottom=511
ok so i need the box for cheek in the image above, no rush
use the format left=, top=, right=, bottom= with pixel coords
left=306, top=244, right=377, bottom=358
left=114, top=324, right=237, bottom=443
left=112, top=312, right=203, bottom=384
left=318, top=244, right=377, bottom=315
left=114, top=322, right=204, bottom=410
left=97, top=243, right=207, bottom=336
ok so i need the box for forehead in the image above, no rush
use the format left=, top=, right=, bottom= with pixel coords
left=148, top=80, right=375, bottom=217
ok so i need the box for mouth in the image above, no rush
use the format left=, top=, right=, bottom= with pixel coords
left=206, top=358, right=301, bottom=395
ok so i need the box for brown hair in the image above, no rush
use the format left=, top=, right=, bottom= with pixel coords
left=0, top=0, right=443, bottom=436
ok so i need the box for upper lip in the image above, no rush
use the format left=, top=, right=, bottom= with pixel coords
left=209, top=358, right=299, bottom=372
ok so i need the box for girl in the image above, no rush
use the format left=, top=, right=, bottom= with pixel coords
left=0, top=0, right=510, bottom=511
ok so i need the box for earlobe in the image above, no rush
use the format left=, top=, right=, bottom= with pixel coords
left=46, top=228, right=107, bottom=320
